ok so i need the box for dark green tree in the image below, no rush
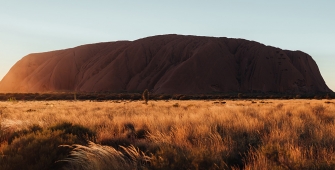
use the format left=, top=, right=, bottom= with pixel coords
left=142, top=89, right=149, bottom=104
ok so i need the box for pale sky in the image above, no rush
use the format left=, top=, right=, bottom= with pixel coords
left=1, top=1, right=334, bottom=91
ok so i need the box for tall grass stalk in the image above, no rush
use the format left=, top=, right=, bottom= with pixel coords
left=59, top=142, right=150, bottom=170
left=0, top=100, right=334, bottom=169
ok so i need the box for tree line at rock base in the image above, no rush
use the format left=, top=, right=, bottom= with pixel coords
left=0, top=91, right=333, bottom=101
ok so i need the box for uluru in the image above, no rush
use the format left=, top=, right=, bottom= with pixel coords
left=0, top=34, right=332, bottom=94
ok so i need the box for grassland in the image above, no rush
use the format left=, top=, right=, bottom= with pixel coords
left=0, top=99, right=335, bottom=169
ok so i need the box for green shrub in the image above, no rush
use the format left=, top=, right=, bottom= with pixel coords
left=7, top=97, right=16, bottom=102
left=0, top=122, right=96, bottom=170
left=8, top=124, right=43, bottom=144
left=142, top=89, right=149, bottom=104
left=149, top=144, right=228, bottom=170
left=172, top=103, right=179, bottom=107
left=0, top=129, right=76, bottom=170
left=49, top=122, right=96, bottom=144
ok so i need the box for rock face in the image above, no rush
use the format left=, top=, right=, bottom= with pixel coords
left=0, top=34, right=332, bottom=94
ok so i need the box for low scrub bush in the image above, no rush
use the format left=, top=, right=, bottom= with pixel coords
left=0, top=129, right=76, bottom=170
left=0, top=122, right=96, bottom=170
left=50, top=122, right=96, bottom=144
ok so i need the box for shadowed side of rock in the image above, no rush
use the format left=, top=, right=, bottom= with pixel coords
left=0, top=34, right=331, bottom=94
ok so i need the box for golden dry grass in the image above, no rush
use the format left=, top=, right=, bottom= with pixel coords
left=1, top=99, right=335, bottom=169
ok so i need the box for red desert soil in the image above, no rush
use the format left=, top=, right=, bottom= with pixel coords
left=0, top=34, right=331, bottom=94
